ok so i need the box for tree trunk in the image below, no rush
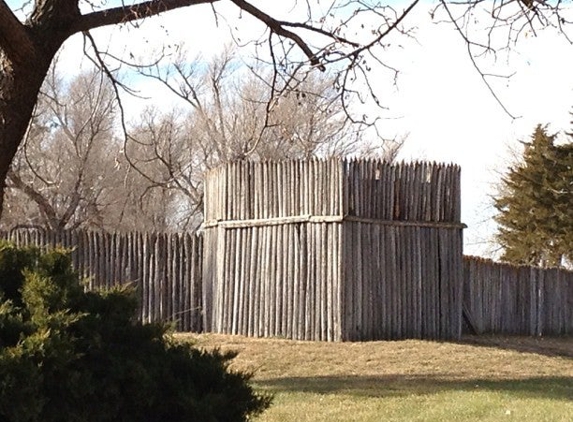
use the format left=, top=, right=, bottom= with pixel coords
left=0, top=52, right=52, bottom=221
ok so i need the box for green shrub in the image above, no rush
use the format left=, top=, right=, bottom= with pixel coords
left=0, top=242, right=271, bottom=422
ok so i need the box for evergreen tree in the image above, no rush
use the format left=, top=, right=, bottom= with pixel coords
left=494, top=124, right=573, bottom=268
left=0, top=242, right=271, bottom=422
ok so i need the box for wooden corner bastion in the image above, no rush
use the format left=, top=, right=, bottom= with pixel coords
left=202, top=158, right=464, bottom=341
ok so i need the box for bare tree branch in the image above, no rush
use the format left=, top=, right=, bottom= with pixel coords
left=345, top=0, right=421, bottom=61
left=228, top=0, right=326, bottom=70
left=439, top=0, right=520, bottom=119
left=0, top=0, right=37, bottom=64
left=71, top=0, right=220, bottom=33
left=2, top=0, right=573, bottom=226
left=3, top=61, right=124, bottom=231
left=7, top=171, right=59, bottom=229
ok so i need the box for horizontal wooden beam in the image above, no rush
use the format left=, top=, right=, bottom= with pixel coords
left=202, top=214, right=343, bottom=229
left=344, top=216, right=467, bottom=229
left=202, top=215, right=467, bottom=230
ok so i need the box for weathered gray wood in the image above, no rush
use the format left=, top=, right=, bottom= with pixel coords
left=462, top=256, right=573, bottom=336
left=7, top=159, right=571, bottom=342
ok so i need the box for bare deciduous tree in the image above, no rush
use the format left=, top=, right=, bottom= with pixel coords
left=127, top=47, right=403, bottom=229
left=3, top=64, right=191, bottom=232
left=0, top=0, right=568, bottom=218
left=4, top=67, right=123, bottom=230
left=126, top=108, right=204, bottom=231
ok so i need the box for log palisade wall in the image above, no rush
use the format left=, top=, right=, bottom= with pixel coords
left=202, top=159, right=464, bottom=341
left=0, top=229, right=203, bottom=332
left=2, top=159, right=572, bottom=340
left=463, top=256, right=573, bottom=336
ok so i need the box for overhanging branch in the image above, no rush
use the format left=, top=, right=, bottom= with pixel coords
left=229, top=0, right=326, bottom=70
left=71, top=0, right=219, bottom=33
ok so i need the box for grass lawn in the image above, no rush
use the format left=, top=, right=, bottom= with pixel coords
left=178, top=333, right=573, bottom=422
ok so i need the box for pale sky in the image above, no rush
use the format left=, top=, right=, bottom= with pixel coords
left=37, top=1, right=573, bottom=257
left=389, top=15, right=573, bottom=257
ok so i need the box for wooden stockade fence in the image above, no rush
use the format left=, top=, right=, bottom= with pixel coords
left=463, top=256, right=573, bottom=336
left=203, top=159, right=465, bottom=341
left=0, top=229, right=203, bottom=332
left=2, top=229, right=573, bottom=338
left=2, top=159, right=572, bottom=341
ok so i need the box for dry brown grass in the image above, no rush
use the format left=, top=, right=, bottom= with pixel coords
left=182, top=333, right=573, bottom=380
left=177, top=333, right=573, bottom=421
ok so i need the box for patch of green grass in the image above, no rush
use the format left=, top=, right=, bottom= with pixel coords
left=254, top=377, right=573, bottom=421
left=179, top=334, right=573, bottom=421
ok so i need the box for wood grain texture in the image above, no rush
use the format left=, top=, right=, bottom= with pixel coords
left=4, top=160, right=570, bottom=341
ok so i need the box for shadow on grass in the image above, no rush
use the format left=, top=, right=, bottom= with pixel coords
left=256, top=375, right=573, bottom=401
left=457, top=335, right=573, bottom=359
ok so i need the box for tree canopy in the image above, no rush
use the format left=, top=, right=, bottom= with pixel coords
left=2, top=50, right=401, bottom=232
left=0, top=0, right=571, bottom=219
left=494, top=124, right=573, bottom=268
